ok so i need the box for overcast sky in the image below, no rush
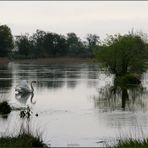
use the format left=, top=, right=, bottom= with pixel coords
left=0, top=1, right=148, bottom=39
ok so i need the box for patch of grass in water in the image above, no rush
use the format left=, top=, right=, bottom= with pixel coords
left=115, top=138, right=148, bottom=148
left=0, top=101, right=11, bottom=115
left=0, top=129, right=49, bottom=147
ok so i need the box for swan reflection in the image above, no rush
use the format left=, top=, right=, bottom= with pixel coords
left=15, top=92, right=36, bottom=105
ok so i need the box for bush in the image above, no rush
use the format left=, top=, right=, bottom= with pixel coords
left=0, top=101, right=11, bottom=114
left=94, top=33, right=146, bottom=77
left=0, top=133, right=48, bottom=147
left=114, top=73, right=141, bottom=86
left=115, top=138, right=148, bottom=148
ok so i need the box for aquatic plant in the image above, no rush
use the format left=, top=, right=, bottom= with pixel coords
left=0, top=101, right=11, bottom=114
left=115, top=138, right=148, bottom=148
left=0, top=125, right=49, bottom=148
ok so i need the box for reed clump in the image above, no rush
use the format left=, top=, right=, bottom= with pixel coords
left=0, top=128, right=49, bottom=147
left=0, top=101, right=11, bottom=114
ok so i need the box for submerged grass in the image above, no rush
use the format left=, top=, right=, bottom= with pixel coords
left=0, top=128, right=48, bottom=148
left=0, top=101, right=11, bottom=115
left=113, top=126, right=148, bottom=148
left=115, top=138, right=148, bottom=148
left=0, top=133, right=44, bottom=148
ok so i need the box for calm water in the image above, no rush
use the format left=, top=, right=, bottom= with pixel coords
left=1, top=62, right=148, bottom=147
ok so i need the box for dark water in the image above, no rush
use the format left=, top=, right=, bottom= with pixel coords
left=0, top=62, right=148, bottom=147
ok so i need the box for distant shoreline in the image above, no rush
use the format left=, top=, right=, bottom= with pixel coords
left=0, top=57, right=95, bottom=65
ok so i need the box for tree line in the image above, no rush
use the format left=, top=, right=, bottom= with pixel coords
left=0, top=24, right=148, bottom=71
left=0, top=24, right=100, bottom=58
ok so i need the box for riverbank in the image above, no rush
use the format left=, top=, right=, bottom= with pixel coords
left=0, top=57, right=95, bottom=65
left=0, top=58, right=10, bottom=64
left=0, top=130, right=48, bottom=148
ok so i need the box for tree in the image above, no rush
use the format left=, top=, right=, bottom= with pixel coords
left=86, top=34, right=100, bottom=48
left=31, top=30, right=47, bottom=57
left=86, top=34, right=100, bottom=57
left=66, top=33, right=84, bottom=56
left=94, top=33, right=146, bottom=77
left=0, top=25, right=14, bottom=56
left=15, top=34, right=33, bottom=57
left=44, top=33, right=67, bottom=56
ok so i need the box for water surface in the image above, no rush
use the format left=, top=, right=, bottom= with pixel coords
left=0, top=62, right=148, bottom=147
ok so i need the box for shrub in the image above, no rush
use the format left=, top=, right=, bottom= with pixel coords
left=0, top=101, right=11, bottom=114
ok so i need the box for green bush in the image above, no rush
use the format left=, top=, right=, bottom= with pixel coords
left=114, top=73, right=141, bottom=86
left=0, top=101, right=11, bottom=114
left=115, top=138, right=148, bottom=148
left=0, top=132, right=48, bottom=147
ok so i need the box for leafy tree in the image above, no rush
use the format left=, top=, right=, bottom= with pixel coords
left=52, top=34, right=67, bottom=56
left=44, top=33, right=67, bottom=56
left=31, top=30, right=47, bottom=57
left=0, top=25, right=14, bottom=56
left=94, top=33, right=146, bottom=76
left=86, top=34, right=100, bottom=57
left=86, top=34, right=100, bottom=48
left=15, top=34, right=33, bottom=57
left=66, top=33, right=84, bottom=56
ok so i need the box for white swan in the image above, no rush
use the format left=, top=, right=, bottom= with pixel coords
left=15, top=80, right=36, bottom=93
left=15, top=92, right=36, bottom=104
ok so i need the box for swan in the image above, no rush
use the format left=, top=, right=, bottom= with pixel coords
left=15, top=91, right=36, bottom=104
left=15, top=80, right=36, bottom=93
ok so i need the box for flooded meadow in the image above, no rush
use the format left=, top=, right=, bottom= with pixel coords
left=0, top=62, right=148, bottom=147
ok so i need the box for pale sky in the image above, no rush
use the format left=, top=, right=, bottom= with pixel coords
left=0, top=1, right=148, bottom=39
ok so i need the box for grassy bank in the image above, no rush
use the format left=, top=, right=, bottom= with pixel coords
left=0, top=124, right=49, bottom=148
left=0, top=132, right=47, bottom=148
left=0, top=57, right=9, bottom=64
left=115, top=138, right=148, bottom=148
left=0, top=100, right=48, bottom=147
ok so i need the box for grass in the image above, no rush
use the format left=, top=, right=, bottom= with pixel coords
left=115, top=138, right=148, bottom=148
left=0, top=101, right=11, bottom=115
left=0, top=128, right=49, bottom=148
left=0, top=99, right=49, bottom=147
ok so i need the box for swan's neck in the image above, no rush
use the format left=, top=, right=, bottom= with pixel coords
left=30, top=82, right=34, bottom=92
left=30, top=92, right=36, bottom=104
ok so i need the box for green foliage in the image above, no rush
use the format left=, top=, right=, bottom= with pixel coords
left=94, top=33, right=146, bottom=76
left=114, top=73, right=141, bottom=86
left=13, top=30, right=94, bottom=59
left=115, top=138, right=148, bottom=148
left=86, top=34, right=100, bottom=48
left=66, top=32, right=84, bottom=56
left=0, top=101, right=11, bottom=114
left=85, top=34, right=100, bottom=57
left=0, top=132, right=48, bottom=148
left=0, top=25, right=14, bottom=57
left=15, top=34, right=33, bottom=57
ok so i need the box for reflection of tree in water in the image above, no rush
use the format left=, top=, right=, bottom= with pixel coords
left=36, top=80, right=65, bottom=89
left=86, top=65, right=99, bottom=88
left=94, top=82, right=147, bottom=112
left=13, top=63, right=101, bottom=90
left=66, top=71, right=80, bottom=88
left=87, top=64, right=99, bottom=79
left=0, top=64, right=12, bottom=93
left=36, top=65, right=82, bottom=89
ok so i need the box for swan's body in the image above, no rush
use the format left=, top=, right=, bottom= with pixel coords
left=15, top=80, right=36, bottom=93
left=15, top=92, right=36, bottom=104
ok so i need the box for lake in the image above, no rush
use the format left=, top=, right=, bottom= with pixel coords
left=0, top=62, right=148, bottom=147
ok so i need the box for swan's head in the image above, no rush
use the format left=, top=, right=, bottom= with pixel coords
left=32, top=81, right=37, bottom=84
